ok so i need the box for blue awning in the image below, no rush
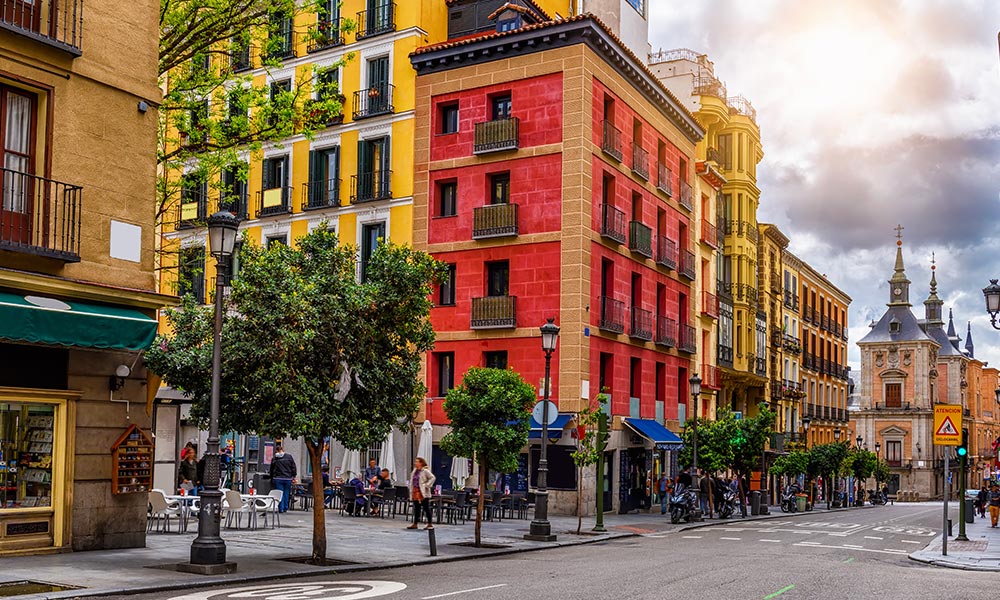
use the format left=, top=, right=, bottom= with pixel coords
left=624, top=418, right=684, bottom=450
left=528, top=413, right=573, bottom=439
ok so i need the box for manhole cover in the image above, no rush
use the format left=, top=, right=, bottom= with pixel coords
left=0, top=581, right=81, bottom=596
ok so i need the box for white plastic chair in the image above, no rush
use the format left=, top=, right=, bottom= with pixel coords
left=267, top=489, right=283, bottom=527
left=224, top=490, right=253, bottom=529
left=147, top=490, right=181, bottom=533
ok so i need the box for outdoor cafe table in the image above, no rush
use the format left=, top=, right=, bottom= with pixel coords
left=164, top=494, right=197, bottom=532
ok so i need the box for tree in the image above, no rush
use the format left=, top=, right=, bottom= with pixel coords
left=678, top=410, right=737, bottom=474
left=806, top=442, right=850, bottom=507
left=844, top=448, right=878, bottom=505
left=440, top=368, right=535, bottom=547
left=731, top=404, right=777, bottom=498
left=570, top=397, right=606, bottom=535
left=146, top=227, right=444, bottom=562
left=873, top=459, right=891, bottom=485
left=771, top=451, right=809, bottom=480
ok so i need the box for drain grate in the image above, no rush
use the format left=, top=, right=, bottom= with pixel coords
left=0, top=581, right=81, bottom=596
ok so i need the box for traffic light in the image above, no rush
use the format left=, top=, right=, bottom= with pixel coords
left=956, top=428, right=969, bottom=463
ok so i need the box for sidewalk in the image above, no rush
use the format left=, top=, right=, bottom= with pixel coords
left=909, top=513, right=1000, bottom=571
left=0, top=502, right=873, bottom=599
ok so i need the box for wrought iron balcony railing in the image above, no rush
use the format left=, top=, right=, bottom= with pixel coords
left=307, top=18, right=344, bottom=53
left=679, top=324, right=697, bottom=353
left=302, top=178, right=341, bottom=210
left=256, top=187, right=292, bottom=217
left=601, top=120, right=622, bottom=161
left=628, top=221, right=652, bottom=258
left=701, top=219, right=718, bottom=248
left=631, top=144, right=649, bottom=180
left=678, top=180, right=693, bottom=211
left=656, top=236, right=676, bottom=270
left=702, top=291, right=718, bottom=319
left=598, top=296, right=625, bottom=334
left=473, top=118, right=519, bottom=154
left=472, top=203, right=518, bottom=239
left=600, top=204, right=626, bottom=244
left=0, top=167, right=82, bottom=261
left=177, top=191, right=209, bottom=229
left=471, top=296, right=516, bottom=329
left=702, top=364, right=720, bottom=389
left=630, top=307, right=653, bottom=341
left=655, top=315, right=676, bottom=347
left=0, top=0, right=83, bottom=55
left=656, top=163, right=672, bottom=196
left=352, top=83, right=394, bottom=120
left=679, top=249, right=696, bottom=280
left=351, top=170, right=393, bottom=203
left=356, top=2, right=395, bottom=40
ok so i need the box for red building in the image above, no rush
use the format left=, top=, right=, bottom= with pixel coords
left=411, top=13, right=704, bottom=514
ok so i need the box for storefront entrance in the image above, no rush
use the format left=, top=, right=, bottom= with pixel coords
left=618, top=448, right=651, bottom=514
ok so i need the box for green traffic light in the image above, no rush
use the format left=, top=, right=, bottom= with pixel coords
left=957, top=446, right=967, bottom=457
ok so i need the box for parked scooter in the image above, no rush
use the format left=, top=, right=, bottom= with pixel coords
left=716, top=488, right=738, bottom=519
left=780, top=484, right=802, bottom=513
left=868, top=489, right=886, bottom=505
left=669, top=486, right=700, bottom=524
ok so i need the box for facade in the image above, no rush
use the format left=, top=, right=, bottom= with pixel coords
left=757, top=225, right=796, bottom=437
left=0, top=0, right=166, bottom=553
left=650, top=50, right=767, bottom=421
left=411, top=13, right=704, bottom=514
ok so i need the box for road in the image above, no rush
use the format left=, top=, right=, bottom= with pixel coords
left=111, top=503, right=992, bottom=600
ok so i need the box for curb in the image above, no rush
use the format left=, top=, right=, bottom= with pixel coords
left=679, top=503, right=878, bottom=531
left=40, top=530, right=637, bottom=599
left=907, top=534, right=1000, bottom=572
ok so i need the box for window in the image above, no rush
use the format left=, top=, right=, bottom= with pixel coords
left=306, top=146, right=340, bottom=207
left=0, top=403, right=56, bottom=509
left=599, top=352, right=613, bottom=398
left=268, top=12, right=294, bottom=57
left=439, top=264, right=456, bottom=306
left=262, top=156, right=288, bottom=190
left=178, top=246, right=206, bottom=303
left=179, top=174, right=207, bottom=223
left=885, top=382, right=902, bottom=408
left=497, top=15, right=521, bottom=32
left=629, top=357, right=641, bottom=400
left=315, top=68, right=340, bottom=101
left=439, top=181, right=457, bottom=217
left=716, top=133, right=732, bottom=170
left=357, top=136, right=391, bottom=201
left=436, top=352, right=455, bottom=397
left=484, top=351, right=508, bottom=370
left=366, top=56, right=390, bottom=107
left=491, top=94, right=512, bottom=120
left=886, top=440, right=902, bottom=466
left=270, top=78, right=291, bottom=100
left=439, top=103, right=459, bottom=134
left=360, top=222, right=386, bottom=282
left=221, top=163, right=248, bottom=215
left=489, top=173, right=510, bottom=205
left=486, top=261, right=509, bottom=297
left=266, top=235, right=286, bottom=247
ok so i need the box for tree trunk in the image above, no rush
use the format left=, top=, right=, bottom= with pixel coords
left=306, top=439, right=327, bottom=563
left=706, top=473, right=714, bottom=519
left=576, top=464, right=583, bottom=534
left=475, top=459, right=486, bottom=547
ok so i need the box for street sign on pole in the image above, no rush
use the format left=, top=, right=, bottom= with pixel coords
left=531, top=400, right=558, bottom=427
left=933, top=404, right=962, bottom=446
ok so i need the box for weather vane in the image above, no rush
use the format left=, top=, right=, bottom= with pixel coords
left=894, top=224, right=904, bottom=246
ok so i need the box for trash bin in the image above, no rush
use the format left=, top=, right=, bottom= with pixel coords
left=750, top=490, right=761, bottom=515
left=796, top=495, right=807, bottom=512
left=248, top=472, right=272, bottom=494
left=965, top=499, right=975, bottom=523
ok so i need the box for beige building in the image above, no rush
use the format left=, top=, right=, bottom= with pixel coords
left=0, top=0, right=166, bottom=553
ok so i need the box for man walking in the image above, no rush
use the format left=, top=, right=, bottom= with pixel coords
left=658, top=471, right=671, bottom=515
left=698, top=469, right=711, bottom=517
left=988, top=483, right=1000, bottom=528
left=269, top=444, right=297, bottom=513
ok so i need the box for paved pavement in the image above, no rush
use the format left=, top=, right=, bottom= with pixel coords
left=0, top=502, right=874, bottom=599
left=95, top=502, right=997, bottom=600
left=908, top=506, right=1000, bottom=570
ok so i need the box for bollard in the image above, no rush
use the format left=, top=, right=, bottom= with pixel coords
left=947, top=519, right=952, bottom=537
left=428, top=527, right=437, bottom=556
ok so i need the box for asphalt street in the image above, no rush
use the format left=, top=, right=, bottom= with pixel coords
left=106, top=503, right=993, bottom=600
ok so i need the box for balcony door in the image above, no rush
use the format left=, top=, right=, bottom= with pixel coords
left=0, top=88, right=36, bottom=245
left=357, top=137, right=390, bottom=200
left=486, top=261, right=509, bottom=297
left=491, top=95, right=512, bottom=121
left=367, top=0, right=392, bottom=34
left=366, top=56, right=390, bottom=112
left=360, top=221, right=385, bottom=282
left=307, top=147, right=339, bottom=206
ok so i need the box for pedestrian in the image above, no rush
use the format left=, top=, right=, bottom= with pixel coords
left=989, top=484, right=1000, bottom=528
left=977, top=485, right=989, bottom=518
left=269, top=444, right=297, bottom=513
left=698, top=469, right=710, bottom=516
left=406, top=456, right=436, bottom=530
left=178, top=448, right=197, bottom=493
left=657, top=471, right=671, bottom=515
left=676, top=466, right=692, bottom=491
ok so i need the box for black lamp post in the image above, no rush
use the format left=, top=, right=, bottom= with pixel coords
left=855, top=435, right=864, bottom=505
left=802, top=416, right=811, bottom=449
left=185, top=210, right=239, bottom=573
left=983, top=280, right=1000, bottom=329
left=831, top=429, right=841, bottom=509
left=689, top=374, right=702, bottom=520
left=856, top=435, right=863, bottom=449
left=526, top=318, right=559, bottom=542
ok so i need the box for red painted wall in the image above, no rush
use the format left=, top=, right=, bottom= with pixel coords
left=588, top=336, right=690, bottom=421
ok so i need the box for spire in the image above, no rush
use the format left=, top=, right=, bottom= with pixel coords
left=924, top=252, right=943, bottom=325
left=947, top=308, right=958, bottom=339
left=888, top=225, right=911, bottom=306
left=966, top=321, right=975, bottom=357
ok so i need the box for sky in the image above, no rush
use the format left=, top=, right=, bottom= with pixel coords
left=649, top=0, right=1000, bottom=372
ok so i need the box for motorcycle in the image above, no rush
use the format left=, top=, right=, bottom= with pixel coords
left=868, top=489, right=886, bottom=505
left=780, top=486, right=801, bottom=513
left=669, top=487, right=699, bottom=524
left=716, top=488, right=737, bottom=519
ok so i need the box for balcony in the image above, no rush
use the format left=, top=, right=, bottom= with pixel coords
left=600, top=204, right=626, bottom=244
left=783, top=290, right=799, bottom=310
left=302, top=179, right=341, bottom=210
left=628, top=221, right=652, bottom=258
left=598, top=296, right=625, bottom=334
left=256, top=187, right=292, bottom=217
left=0, top=0, right=83, bottom=55
left=304, top=96, right=346, bottom=128
left=472, top=204, right=519, bottom=239
left=0, top=168, right=82, bottom=261
left=230, top=47, right=252, bottom=72
left=473, top=118, right=519, bottom=154
left=678, top=324, right=697, bottom=353
left=678, top=180, right=693, bottom=211
left=726, top=95, right=758, bottom=124
left=218, top=192, right=249, bottom=220
left=701, top=219, right=718, bottom=248
left=769, top=272, right=781, bottom=292
left=601, top=121, right=622, bottom=161
left=356, top=2, right=395, bottom=40
left=702, top=291, right=718, bottom=319
left=656, top=236, right=676, bottom=270
left=802, top=352, right=816, bottom=371
left=307, top=18, right=344, bottom=53
left=781, top=380, right=803, bottom=399
left=471, top=296, right=516, bottom=329
left=695, top=71, right=726, bottom=99
left=718, top=344, right=733, bottom=368
left=783, top=334, right=801, bottom=354
left=655, top=316, right=677, bottom=347
left=177, top=192, right=209, bottom=229
left=679, top=249, right=695, bottom=280
left=702, top=364, right=720, bottom=389
left=350, top=170, right=392, bottom=203
left=264, top=25, right=296, bottom=61
left=656, top=163, right=672, bottom=196
left=629, top=307, right=653, bottom=341
left=631, top=144, right=650, bottom=180
left=352, top=84, right=395, bottom=120
left=755, top=355, right=767, bottom=376
left=706, top=147, right=722, bottom=165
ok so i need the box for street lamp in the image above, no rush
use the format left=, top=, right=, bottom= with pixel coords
left=983, top=280, right=1000, bottom=329
left=875, top=441, right=881, bottom=456
left=856, top=435, right=863, bottom=449
left=801, top=416, right=811, bottom=449
left=834, top=428, right=841, bottom=442
left=526, top=318, right=559, bottom=542
left=186, top=210, right=239, bottom=572
left=689, top=374, right=702, bottom=520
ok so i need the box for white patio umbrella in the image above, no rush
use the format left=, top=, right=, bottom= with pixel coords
left=379, top=430, right=396, bottom=481
left=340, top=448, right=362, bottom=481
left=417, top=419, right=434, bottom=465
left=450, top=456, right=471, bottom=489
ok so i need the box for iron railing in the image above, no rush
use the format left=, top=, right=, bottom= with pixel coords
left=352, top=83, right=394, bottom=119
left=628, top=221, right=652, bottom=258
left=706, top=147, right=722, bottom=165
left=702, top=364, right=720, bottom=389
left=718, top=344, right=734, bottom=367
left=302, top=179, right=341, bottom=210
left=601, top=120, right=622, bottom=161
left=472, top=203, right=518, bottom=239
left=726, top=95, right=757, bottom=124
left=0, top=167, right=82, bottom=261
left=230, top=46, right=251, bottom=72
left=218, top=191, right=249, bottom=220
left=630, top=307, right=653, bottom=341
left=473, top=118, right=519, bottom=154
left=600, top=204, right=626, bottom=244
left=256, top=187, right=292, bottom=217
left=350, top=170, right=392, bottom=203
left=656, top=163, right=672, bottom=196
left=308, top=18, right=344, bottom=52
left=655, top=315, right=677, bottom=347
left=265, top=20, right=296, bottom=60
left=598, top=296, right=625, bottom=334
left=176, top=190, right=209, bottom=229
left=701, top=219, right=718, bottom=248
left=656, top=236, right=676, bottom=270
left=679, top=324, right=697, bottom=353
left=631, top=144, right=649, bottom=180
left=755, top=354, right=767, bottom=376
left=356, top=2, right=395, bottom=39
left=471, top=296, right=516, bottom=329
left=702, top=291, right=718, bottom=319
left=679, top=249, right=696, bottom=280
left=0, top=0, right=83, bottom=55
left=679, top=180, right=693, bottom=211
left=784, top=290, right=799, bottom=310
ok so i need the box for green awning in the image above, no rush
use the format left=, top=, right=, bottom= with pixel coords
left=0, top=292, right=158, bottom=351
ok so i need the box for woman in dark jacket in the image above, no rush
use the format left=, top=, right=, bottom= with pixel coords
left=178, top=449, right=197, bottom=492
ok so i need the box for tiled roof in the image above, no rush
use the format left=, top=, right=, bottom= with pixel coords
left=445, top=0, right=551, bottom=20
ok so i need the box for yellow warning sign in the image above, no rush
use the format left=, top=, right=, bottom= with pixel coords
left=933, top=404, right=962, bottom=445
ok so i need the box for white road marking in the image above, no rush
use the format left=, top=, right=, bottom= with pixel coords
left=719, top=537, right=742, bottom=541
left=422, top=584, right=508, bottom=599
left=798, top=541, right=821, bottom=545
left=841, top=544, right=863, bottom=548
left=682, top=535, right=702, bottom=539
left=169, top=581, right=407, bottom=600
left=793, top=542, right=907, bottom=555
left=864, top=536, right=883, bottom=540
left=759, top=539, right=782, bottom=543
left=901, top=540, right=922, bottom=544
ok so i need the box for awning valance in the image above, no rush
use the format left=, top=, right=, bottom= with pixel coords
left=624, top=418, right=684, bottom=450
left=528, top=413, right=573, bottom=439
left=0, top=292, right=158, bottom=351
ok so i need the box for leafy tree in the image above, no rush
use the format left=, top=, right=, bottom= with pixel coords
left=440, top=368, right=535, bottom=547
left=146, top=228, right=443, bottom=562
left=844, top=448, right=878, bottom=505
left=806, top=442, right=850, bottom=507
left=873, top=459, right=891, bottom=485
left=731, top=404, right=777, bottom=492
left=770, top=451, right=809, bottom=479
left=570, top=397, right=606, bottom=535
left=678, top=410, right=737, bottom=474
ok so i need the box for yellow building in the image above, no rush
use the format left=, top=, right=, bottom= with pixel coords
left=0, top=0, right=168, bottom=553
left=758, top=224, right=795, bottom=436
left=694, top=160, right=725, bottom=417
left=650, top=50, right=766, bottom=419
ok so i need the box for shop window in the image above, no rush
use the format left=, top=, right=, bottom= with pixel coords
left=0, top=403, right=55, bottom=508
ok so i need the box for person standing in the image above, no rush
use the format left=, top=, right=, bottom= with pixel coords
left=698, top=469, right=710, bottom=516
left=977, top=485, right=989, bottom=518
left=657, top=471, right=671, bottom=515
left=988, top=484, right=1000, bottom=528
left=407, top=457, right=436, bottom=530
left=269, top=444, right=297, bottom=513
left=178, top=448, right=197, bottom=493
